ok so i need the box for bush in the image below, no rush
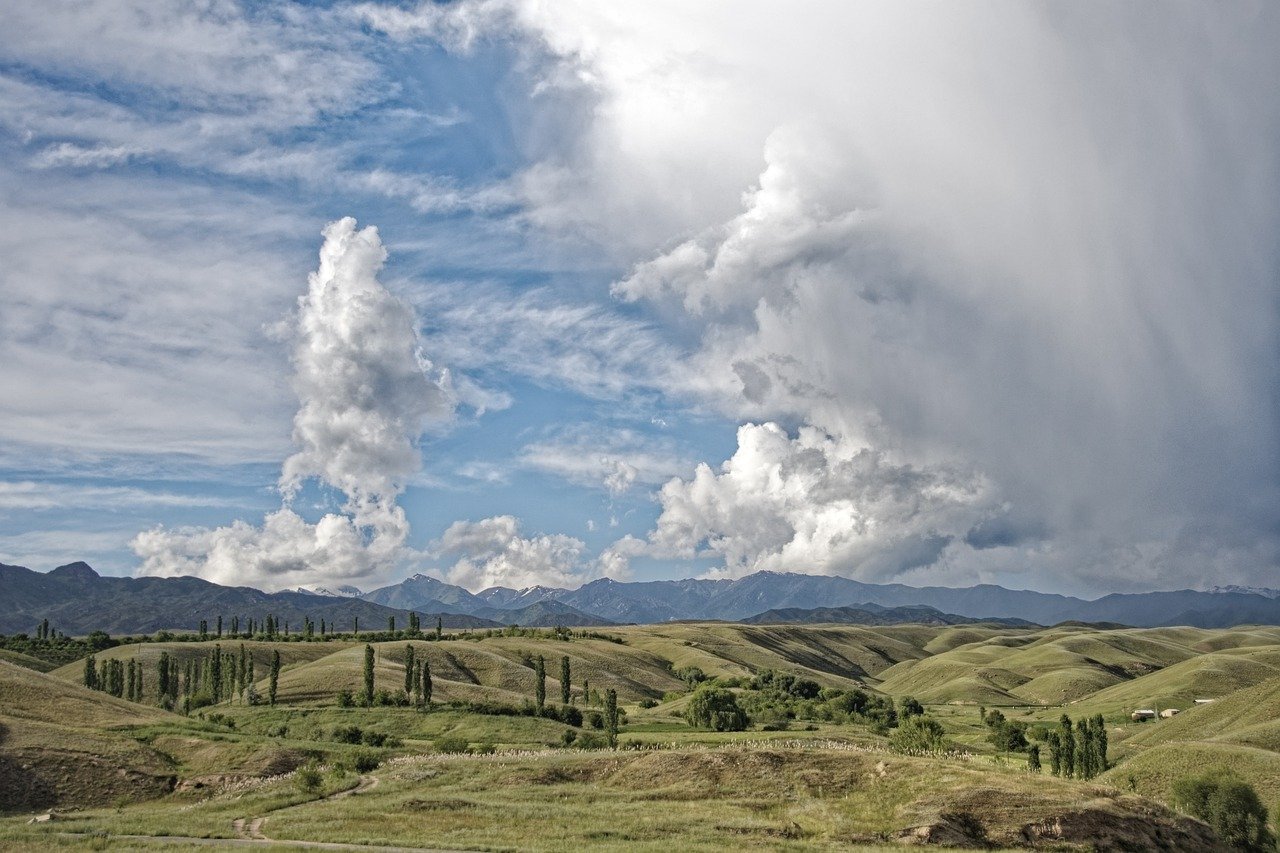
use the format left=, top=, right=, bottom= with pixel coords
left=352, top=750, right=381, bottom=773
left=295, top=764, right=323, bottom=793
left=434, top=735, right=469, bottom=754
left=1172, top=773, right=1272, bottom=851
left=988, top=720, right=1029, bottom=752
left=686, top=685, right=749, bottom=731
left=586, top=710, right=605, bottom=729
left=888, top=716, right=950, bottom=754
left=574, top=732, right=610, bottom=750
left=674, top=666, right=707, bottom=686
left=336, top=690, right=355, bottom=707
left=637, top=697, right=658, bottom=709
left=900, top=697, right=924, bottom=717
left=332, top=725, right=364, bottom=744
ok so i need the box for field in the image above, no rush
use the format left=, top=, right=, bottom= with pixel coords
left=3, top=621, right=1280, bottom=850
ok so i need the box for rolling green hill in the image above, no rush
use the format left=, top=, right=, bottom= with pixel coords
left=0, top=660, right=177, bottom=811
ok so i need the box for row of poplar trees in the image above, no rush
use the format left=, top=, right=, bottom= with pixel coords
left=1045, top=713, right=1108, bottom=779
left=83, top=645, right=284, bottom=711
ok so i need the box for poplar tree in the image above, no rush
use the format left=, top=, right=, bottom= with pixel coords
left=560, top=656, right=571, bottom=705
left=404, top=645, right=416, bottom=695
left=246, top=655, right=255, bottom=703
left=134, top=661, right=143, bottom=702
left=423, top=659, right=432, bottom=707
left=534, top=655, right=547, bottom=711
left=582, top=678, right=590, bottom=706
left=362, top=644, right=375, bottom=706
left=269, top=650, right=281, bottom=706
left=157, top=652, right=171, bottom=698
left=216, top=615, right=222, bottom=637
left=435, top=617, right=442, bottom=641
left=127, top=659, right=137, bottom=701
left=1075, top=718, right=1092, bottom=778
left=84, top=654, right=97, bottom=689
left=388, top=616, right=396, bottom=634
left=210, top=644, right=223, bottom=703
left=1027, top=744, right=1042, bottom=772
left=605, top=689, right=619, bottom=749
left=1092, top=713, right=1108, bottom=770
left=1059, top=714, right=1075, bottom=778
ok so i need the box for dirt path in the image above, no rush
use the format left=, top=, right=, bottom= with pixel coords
left=235, top=773, right=379, bottom=843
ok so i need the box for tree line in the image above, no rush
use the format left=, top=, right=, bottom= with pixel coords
left=82, top=644, right=283, bottom=713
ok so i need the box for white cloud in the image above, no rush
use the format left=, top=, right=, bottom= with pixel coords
left=433, top=515, right=615, bottom=591
left=0, top=481, right=243, bottom=511
left=412, top=281, right=683, bottom=400
left=638, top=423, right=992, bottom=581
left=518, top=425, right=689, bottom=495
left=132, top=218, right=455, bottom=591
left=30, top=142, right=144, bottom=170
left=450, top=2, right=1280, bottom=590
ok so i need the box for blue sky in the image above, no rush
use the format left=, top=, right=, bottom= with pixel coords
left=1, top=2, right=1277, bottom=597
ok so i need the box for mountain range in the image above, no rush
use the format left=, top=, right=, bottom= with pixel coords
left=5, top=561, right=1280, bottom=636
left=359, top=569, right=1280, bottom=629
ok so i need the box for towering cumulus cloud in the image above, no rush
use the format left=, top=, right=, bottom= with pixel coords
left=132, top=218, right=454, bottom=590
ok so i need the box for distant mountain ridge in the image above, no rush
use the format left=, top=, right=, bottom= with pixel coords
left=0, top=563, right=501, bottom=635
left=6, top=561, right=1280, bottom=635
left=361, top=569, right=1280, bottom=629
left=742, top=602, right=1036, bottom=627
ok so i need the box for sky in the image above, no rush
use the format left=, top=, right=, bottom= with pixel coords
left=1, top=1, right=1277, bottom=598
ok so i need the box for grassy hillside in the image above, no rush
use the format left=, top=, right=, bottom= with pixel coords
left=0, top=649, right=57, bottom=673
left=0, top=661, right=177, bottom=811
left=16, top=622, right=1280, bottom=849
left=876, top=626, right=1280, bottom=706
left=5, top=742, right=1222, bottom=851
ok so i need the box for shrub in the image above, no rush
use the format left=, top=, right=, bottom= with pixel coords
left=336, top=690, right=355, bottom=707
left=637, top=697, right=659, bottom=709
left=332, top=725, right=363, bottom=744
left=888, top=716, right=950, bottom=754
left=686, top=685, right=749, bottom=731
left=1172, top=773, right=1272, bottom=851
left=352, top=750, right=381, bottom=773
left=900, top=697, right=924, bottom=717
left=988, top=720, right=1029, bottom=753
left=575, top=732, right=610, bottom=750
left=295, top=764, right=323, bottom=793
left=434, top=735, right=469, bottom=754
left=674, top=665, right=707, bottom=686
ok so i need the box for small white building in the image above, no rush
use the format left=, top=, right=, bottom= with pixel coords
left=1159, top=708, right=1179, bottom=718
left=1194, top=698, right=1216, bottom=704
left=1131, top=709, right=1157, bottom=721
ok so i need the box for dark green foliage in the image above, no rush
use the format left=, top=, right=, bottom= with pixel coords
left=362, top=644, right=374, bottom=706
left=157, top=652, right=170, bottom=699
left=534, top=655, right=546, bottom=710
left=900, top=696, right=924, bottom=717
left=1046, top=731, right=1062, bottom=775
left=1027, top=744, right=1041, bottom=772
left=605, top=688, right=620, bottom=748
left=1059, top=714, right=1075, bottom=778
left=988, top=719, right=1029, bottom=753
left=403, top=644, right=415, bottom=695
left=686, top=685, right=749, bottom=732
left=295, top=763, right=323, bottom=793
left=269, top=649, right=281, bottom=706
left=337, top=690, right=355, bottom=707
left=674, top=666, right=707, bottom=686
left=353, top=750, right=381, bottom=773
left=422, top=659, right=432, bottom=707
left=83, top=654, right=97, bottom=689
left=1173, top=773, right=1273, bottom=851
left=888, top=716, right=949, bottom=753
left=560, top=655, right=571, bottom=705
